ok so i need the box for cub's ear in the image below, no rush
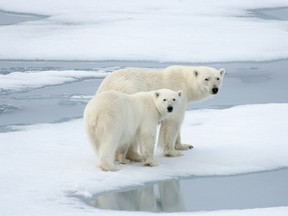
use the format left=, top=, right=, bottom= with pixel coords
left=219, top=68, right=225, bottom=76
left=194, top=70, right=198, bottom=77
left=155, top=91, right=160, bottom=98
left=177, top=90, right=183, bottom=97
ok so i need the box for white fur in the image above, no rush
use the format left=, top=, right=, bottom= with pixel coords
left=84, top=89, right=182, bottom=171
left=97, top=66, right=225, bottom=157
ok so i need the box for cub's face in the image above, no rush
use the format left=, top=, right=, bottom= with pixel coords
left=154, top=89, right=182, bottom=118
left=194, top=68, right=225, bottom=95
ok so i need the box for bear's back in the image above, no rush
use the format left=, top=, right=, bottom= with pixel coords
left=97, top=68, right=164, bottom=94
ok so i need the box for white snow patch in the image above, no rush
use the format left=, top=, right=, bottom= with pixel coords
left=0, top=103, right=288, bottom=215
left=0, top=70, right=107, bottom=92
left=0, top=0, right=288, bottom=62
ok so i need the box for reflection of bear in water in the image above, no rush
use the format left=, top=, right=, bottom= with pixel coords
left=84, top=89, right=182, bottom=171
left=91, top=180, right=185, bottom=212
left=97, top=66, right=225, bottom=157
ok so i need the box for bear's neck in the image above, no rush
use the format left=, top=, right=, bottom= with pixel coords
left=183, top=72, right=211, bottom=102
left=187, top=83, right=212, bottom=102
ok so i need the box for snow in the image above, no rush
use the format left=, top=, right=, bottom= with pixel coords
left=1, top=103, right=288, bottom=215
left=0, top=70, right=107, bottom=92
left=0, top=0, right=288, bottom=62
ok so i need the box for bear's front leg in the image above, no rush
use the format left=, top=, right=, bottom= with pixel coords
left=175, top=133, right=194, bottom=150
left=158, top=120, right=183, bottom=157
left=139, top=129, right=159, bottom=167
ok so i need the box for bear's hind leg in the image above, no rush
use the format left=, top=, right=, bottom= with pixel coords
left=115, top=154, right=131, bottom=164
left=98, top=138, right=121, bottom=171
left=99, top=161, right=120, bottom=171
left=115, top=144, right=131, bottom=164
left=125, top=139, right=142, bottom=162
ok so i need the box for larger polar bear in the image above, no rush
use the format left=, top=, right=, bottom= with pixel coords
left=97, top=66, right=225, bottom=157
left=84, top=89, right=182, bottom=171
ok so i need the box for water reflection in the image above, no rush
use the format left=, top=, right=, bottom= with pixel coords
left=89, top=169, right=288, bottom=212
left=91, top=180, right=185, bottom=212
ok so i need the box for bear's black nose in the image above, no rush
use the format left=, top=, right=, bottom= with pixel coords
left=167, top=106, right=173, bottom=112
left=212, top=87, right=218, bottom=94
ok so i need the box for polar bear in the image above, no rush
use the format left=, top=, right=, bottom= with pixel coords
left=84, top=89, right=182, bottom=171
left=97, top=66, right=225, bottom=157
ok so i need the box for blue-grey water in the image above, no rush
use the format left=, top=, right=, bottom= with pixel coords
left=0, top=10, right=47, bottom=25
left=86, top=169, right=288, bottom=212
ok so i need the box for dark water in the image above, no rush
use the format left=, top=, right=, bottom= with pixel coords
left=0, top=10, right=47, bottom=25
left=251, top=7, right=288, bottom=20
left=86, top=169, right=288, bottom=212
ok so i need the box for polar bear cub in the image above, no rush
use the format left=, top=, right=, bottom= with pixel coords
left=83, top=89, right=182, bottom=171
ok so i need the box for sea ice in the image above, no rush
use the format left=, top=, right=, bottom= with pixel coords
left=0, top=103, right=288, bottom=215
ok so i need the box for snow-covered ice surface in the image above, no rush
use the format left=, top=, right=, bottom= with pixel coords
left=1, top=104, right=288, bottom=216
left=1, top=0, right=288, bottom=215
left=1, top=0, right=288, bottom=62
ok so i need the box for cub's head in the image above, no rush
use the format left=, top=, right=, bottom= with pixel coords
left=193, top=67, right=225, bottom=97
left=153, top=89, right=182, bottom=119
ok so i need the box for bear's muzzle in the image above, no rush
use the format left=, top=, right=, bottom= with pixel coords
left=211, top=87, right=219, bottom=94
left=167, top=106, right=173, bottom=112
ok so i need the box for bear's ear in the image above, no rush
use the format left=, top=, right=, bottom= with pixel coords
left=155, top=91, right=160, bottom=98
left=219, top=68, right=225, bottom=76
left=194, top=70, right=198, bottom=77
left=177, top=90, right=183, bottom=97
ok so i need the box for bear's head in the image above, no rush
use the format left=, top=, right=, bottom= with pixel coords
left=193, top=67, right=225, bottom=96
left=154, top=89, right=182, bottom=119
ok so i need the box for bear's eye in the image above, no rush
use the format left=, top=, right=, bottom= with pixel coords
left=216, top=77, right=220, bottom=80
left=163, top=99, right=167, bottom=101
left=205, top=78, right=209, bottom=81
left=173, top=98, right=176, bottom=101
